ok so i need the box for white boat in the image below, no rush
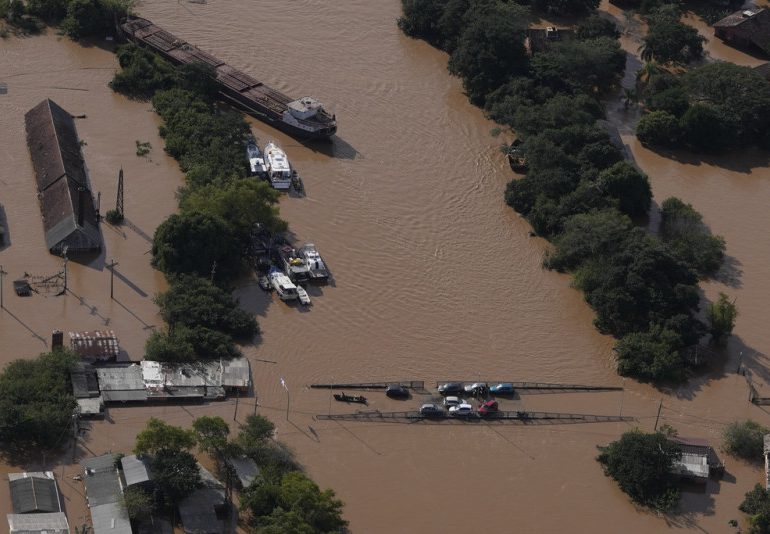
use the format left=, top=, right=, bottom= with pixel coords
left=298, top=244, right=329, bottom=281
left=246, top=137, right=267, bottom=176
left=296, top=286, right=311, bottom=306
left=268, top=269, right=298, bottom=301
left=264, top=141, right=293, bottom=190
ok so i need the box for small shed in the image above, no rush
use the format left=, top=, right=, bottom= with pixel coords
left=714, top=8, right=770, bottom=53
left=24, top=99, right=101, bottom=255
left=8, top=472, right=62, bottom=514
left=7, top=512, right=69, bottom=534
left=71, top=362, right=100, bottom=398
left=96, top=364, right=147, bottom=403
left=70, top=330, right=120, bottom=361
left=121, top=454, right=151, bottom=487
left=669, top=437, right=722, bottom=483
left=221, top=358, right=251, bottom=391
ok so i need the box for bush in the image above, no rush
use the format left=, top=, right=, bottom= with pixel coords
left=104, top=209, right=123, bottom=225
left=659, top=197, right=725, bottom=276
left=531, top=0, right=599, bottom=17
left=707, top=292, right=737, bottom=346
left=596, top=162, right=652, bottom=218
left=723, top=420, right=768, bottom=460
left=615, top=327, right=685, bottom=382
left=740, top=484, right=770, bottom=534
left=576, top=15, right=620, bottom=40
left=641, top=5, right=705, bottom=65
left=110, top=44, right=177, bottom=100
left=145, top=325, right=241, bottom=362
left=637, top=110, right=681, bottom=147
left=679, top=103, right=734, bottom=152
left=597, top=429, right=682, bottom=510
left=60, top=0, right=121, bottom=40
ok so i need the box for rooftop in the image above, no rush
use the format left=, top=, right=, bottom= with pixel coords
left=121, top=454, right=151, bottom=487
left=179, top=465, right=226, bottom=534
left=82, top=454, right=122, bottom=508
left=8, top=472, right=61, bottom=514
left=7, top=512, right=69, bottom=534
left=714, top=8, right=766, bottom=27
left=90, top=502, right=132, bottom=534
left=228, top=456, right=259, bottom=488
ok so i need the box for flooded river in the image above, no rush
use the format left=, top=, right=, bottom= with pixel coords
left=1, top=1, right=770, bottom=532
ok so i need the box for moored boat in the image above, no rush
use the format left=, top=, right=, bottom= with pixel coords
left=297, top=243, right=329, bottom=282
left=246, top=136, right=267, bottom=177
left=268, top=268, right=298, bottom=301
left=333, top=392, right=367, bottom=404
left=264, top=142, right=293, bottom=190
left=296, top=286, right=311, bottom=306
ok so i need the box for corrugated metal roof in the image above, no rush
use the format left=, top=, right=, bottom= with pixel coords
left=179, top=465, right=225, bottom=534
left=97, top=365, right=145, bottom=391
left=24, top=98, right=101, bottom=254
left=228, top=456, right=259, bottom=488
left=7, top=512, right=69, bottom=533
left=9, top=474, right=61, bottom=514
left=82, top=454, right=122, bottom=507
left=90, top=502, right=132, bottom=534
left=121, top=454, right=151, bottom=487
left=222, top=358, right=250, bottom=389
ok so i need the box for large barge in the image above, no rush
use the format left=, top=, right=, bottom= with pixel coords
left=120, top=17, right=337, bottom=140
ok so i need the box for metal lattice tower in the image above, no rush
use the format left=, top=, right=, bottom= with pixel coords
left=116, top=167, right=124, bottom=217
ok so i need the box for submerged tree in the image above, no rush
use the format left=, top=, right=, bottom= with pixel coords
left=723, top=420, right=767, bottom=460
left=707, top=293, right=737, bottom=346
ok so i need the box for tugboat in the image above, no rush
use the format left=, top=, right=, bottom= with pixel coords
left=297, top=244, right=329, bottom=282
left=268, top=268, right=298, bottom=301
left=246, top=136, right=267, bottom=177
left=264, top=142, right=293, bottom=191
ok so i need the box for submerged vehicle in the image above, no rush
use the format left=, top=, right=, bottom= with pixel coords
left=268, top=268, right=298, bottom=301
left=385, top=384, right=409, bottom=399
left=334, top=392, right=367, bottom=404
left=264, top=142, right=293, bottom=190
left=297, top=244, right=330, bottom=281
left=246, top=137, right=267, bottom=177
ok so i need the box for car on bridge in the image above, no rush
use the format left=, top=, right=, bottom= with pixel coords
left=490, top=383, right=514, bottom=394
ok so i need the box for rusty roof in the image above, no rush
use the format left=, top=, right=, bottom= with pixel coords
left=24, top=99, right=101, bottom=254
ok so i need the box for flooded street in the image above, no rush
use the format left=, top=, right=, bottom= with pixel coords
left=1, top=1, right=770, bottom=532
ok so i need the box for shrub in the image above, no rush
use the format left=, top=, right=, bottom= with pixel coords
left=637, top=110, right=680, bottom=147
left=707, top=292, right=737, bottom=346
left=723, top=420, right=768, bottom=460
left=104, top=209, right=123, bottom=225
left=659, top=197, right=725, bottom=276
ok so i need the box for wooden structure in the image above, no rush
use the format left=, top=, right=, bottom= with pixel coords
left=24, top=99, right=101, bottom=255
left=714, top=8, right=770, bottom=53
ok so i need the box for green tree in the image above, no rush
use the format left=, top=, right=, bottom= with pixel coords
left=145, top=325, right=241, bottom=362
left=155, top=274, right=258, bottom=338
left=531, top=0, right=599, bottom=16
left=0, top=350, right=78, bottom=451
left=397, top=0, right=446, bottom=47
left=110, top=44, right=177, bottom=100
left=532, top=37, right=626, bottom=94
left=641, top=5, right=705, bottom=65
left=151, top=212, right=241, bottom=282
left=144, top=328, right=195, bottom=362
left=577, top=15, right=620, bottom=40
left=740, top=484, right=770, bottom=534
left=597, top=429, right=682, bottom=510
left=636, top=110, right=681, bottom=146
left=447, top=2, right=530, bottom=104
left=646, top=86, right=689, bottom=117
left=152, top=448, right=201, bottom=505
left=659, top=197, right=725, bottom=276
left=193, top=416, right=230, bottom=456
left=680, top=103, right=734, bottom=152
left=60, top=0, right=120, bottom=40
left=707, top=293, right=737, bottom=346
left=596, top=162, right=652, bottom=218
left=237, top=414, right=276, bottom=452
left=615, top=326, right=685, bottom=381
left=122, top=486, right=153, bottom=521
left=134, top=418, right=196, bottom=455
left=723, top=420, right=768, bottom=460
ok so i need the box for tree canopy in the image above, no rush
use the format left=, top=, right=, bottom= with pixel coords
left=134, top=418, right=197, bottom=455
left=641, top=5, right=705, bottom=65
left=531, top=0, right=599, bottom=16
left=193, top=416, right=230, bottom=457
left=0, top=350, right=77, bottom=451
left=707, top=292, right=737, bottom=347
left=723, top=420, right=767, bottom=460
left=152, top=448, right=202, bottom=506
left=659, top=197, right=725, bottom=276
left=597, top=429, right=682, bottom=510
left=740, top=484, right=770, bottom=534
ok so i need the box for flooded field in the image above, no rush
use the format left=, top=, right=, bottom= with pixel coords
left=1, top=1, right=770, bottom=532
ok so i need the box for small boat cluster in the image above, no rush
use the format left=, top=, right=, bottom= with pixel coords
left=253, top=230, right=330, bottom=308
left=246, top=136, right=303, bottom=194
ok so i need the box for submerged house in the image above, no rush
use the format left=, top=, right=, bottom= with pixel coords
left=669, top=437, right=723, bottom=483
left=82, top=454, right=132, bottom=534
left=714, top=8, right=770, bottom=53
left=24, top=98, right=101, bottom=255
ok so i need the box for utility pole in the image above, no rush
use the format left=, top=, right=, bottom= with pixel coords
left=116, top=167, right=124, bottom=217
left=233, top=388, right=239, bottom=422
left=253, top=386, right=258, bottom=416
left=654, top=399, right=663, bottom=432
left=281, top=377, right=289, bottom=420
left=71, top=411, right=79, bottom=463
left=0, top=265, right=6, bottom=309
left=737, top=351, right=745, bottom=374
left=107, top=259, right=118, bottom=299
left=62, top=247, right=69, bottom=293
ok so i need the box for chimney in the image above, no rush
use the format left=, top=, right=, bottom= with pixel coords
left=52, top=330, right=64, bottom=350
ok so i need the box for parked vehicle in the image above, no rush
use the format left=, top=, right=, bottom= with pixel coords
left=479, top=400, right=499, bottom=415
left=385, top=384, right=409, bottom=399
left=449, top=403, right=474, bottom=416
left=490, top=383, right=515, bottom=395
left=419, top=403, right=444, bottom=417
left=443, top=396, right=461, bottom=408
left=464, top=382, right=488, bottom=395
left=438, top=382, right=464, bottom=395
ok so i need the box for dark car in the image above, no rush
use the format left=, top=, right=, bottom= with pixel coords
left=385, top=384, right=409, bottom=399
left=419, top=403, right=445, bottom=417
left=437, top=382, right=464, bottom=395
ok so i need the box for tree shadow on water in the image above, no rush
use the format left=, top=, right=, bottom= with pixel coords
left=648, top=145, right=770, bottom=174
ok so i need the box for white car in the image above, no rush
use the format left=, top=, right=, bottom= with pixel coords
left=443, top=396, right=461, bottom=408
left=449, top=403, right=474, bottom=416
left=464, top=382, right=487, bottom=394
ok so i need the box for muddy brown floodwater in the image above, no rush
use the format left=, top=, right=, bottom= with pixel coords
left=2, top=1, right=770, bottom=532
